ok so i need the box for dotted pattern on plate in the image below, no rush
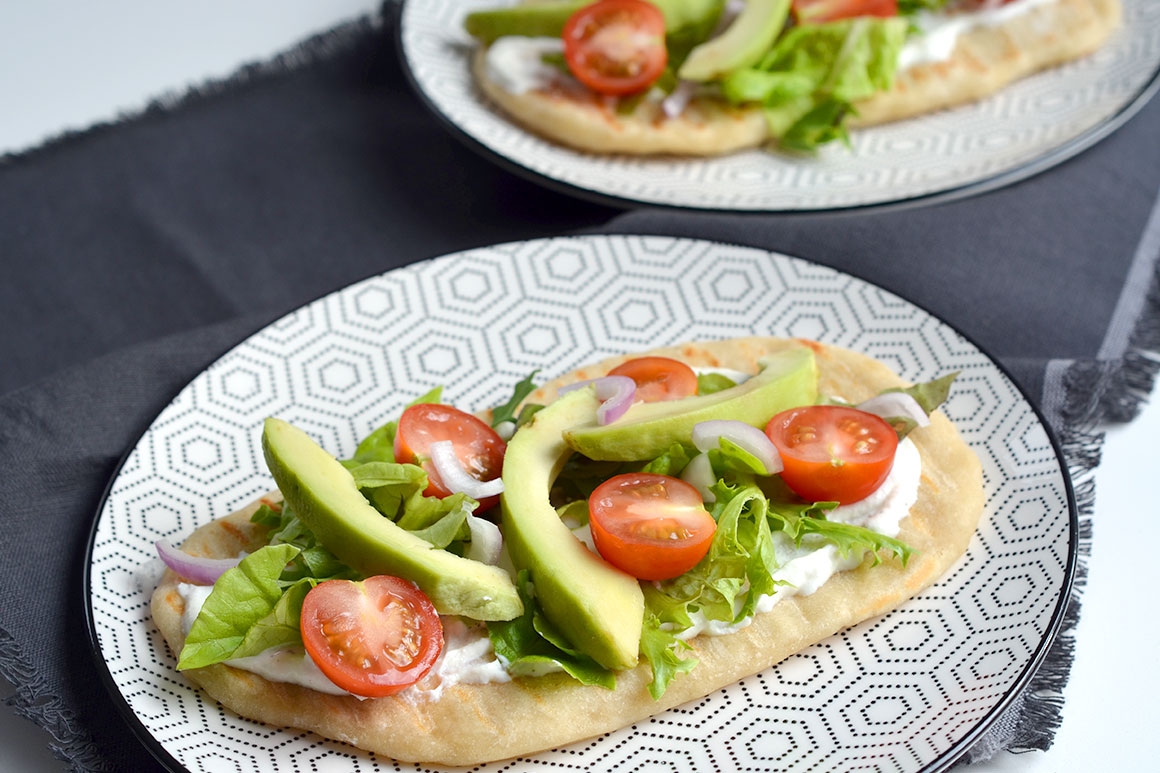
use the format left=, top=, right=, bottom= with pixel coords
left=90, top=236, right=1071, bottom=772
left=400, top=0, right=1160, bottom=211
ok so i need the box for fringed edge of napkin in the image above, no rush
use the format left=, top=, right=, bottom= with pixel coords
left=964, top=265, right=1160, bottom=763
left=0, top=629, right=109, bottom=772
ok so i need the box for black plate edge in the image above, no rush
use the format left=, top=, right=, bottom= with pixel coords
left=81, top=233, right=1081, bottom=773
left=394, top=0, right=1160, bottom=216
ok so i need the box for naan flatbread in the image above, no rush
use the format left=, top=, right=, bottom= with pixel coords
left=472, top=0, right=1121, bottom=155
left=152, top=337, right=983, bottom=765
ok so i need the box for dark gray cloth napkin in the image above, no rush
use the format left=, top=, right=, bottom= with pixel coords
left=2, top=9, right=1158, bottom=772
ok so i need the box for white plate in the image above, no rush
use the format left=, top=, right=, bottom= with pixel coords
left=398, top=0, right=1160, bottom=211
left=86, top=236, right=1075, bottom=772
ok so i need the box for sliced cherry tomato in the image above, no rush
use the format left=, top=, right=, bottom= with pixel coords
left=764, top=405, right=898, bottom=505
left=793, top=0, right=898, bottom=24
left=300, top=575, right=443, bottom=698
left=562, top=0, right=668, bottom=96
left=394, top=403, right=507, bottom=511
left=607, top=356, right=698, bottom=402
left=588, top=473, right=716, bottom=580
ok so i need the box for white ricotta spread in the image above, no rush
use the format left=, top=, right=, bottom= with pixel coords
left=898, top=0, right=1058, bottom=70
left=675, top=437, right=922, bottom=639
left=175, top=584, right=510, bottom=700
left=484, top=36, right=567, bottom=95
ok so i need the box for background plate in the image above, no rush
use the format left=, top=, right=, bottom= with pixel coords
left=87, top=236, right=1075, bottom=772
left=399, top=0, right=1160, bottom=212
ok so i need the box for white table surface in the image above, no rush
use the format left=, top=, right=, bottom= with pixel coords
left=3, top=2, right=1156, bottom=770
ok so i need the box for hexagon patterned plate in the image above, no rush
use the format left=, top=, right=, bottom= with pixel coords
left=86, top=236, right=1075, bottom=772
left=398, top=0, right=1160, bottom=211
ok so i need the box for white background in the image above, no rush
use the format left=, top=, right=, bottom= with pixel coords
left=2, top=1, right=1156, bottom=770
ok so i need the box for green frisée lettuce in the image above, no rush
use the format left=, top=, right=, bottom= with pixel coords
left=640, top=617, right=698, bottom=699
left=722, top=16, right=910, bottom=151
left=639, top=469, right=917, bottom=665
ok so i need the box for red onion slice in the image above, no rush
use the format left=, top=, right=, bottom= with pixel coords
left=558, top=375, right=636, bottom=425
left=661, top=81, right=697, bottom=119
left=429, top=440, right=505, bottom=500
left=691, top=420, right=783, bottom=476
left=155, top=539, right=243, bottom=585
left=681, top=452, right=717, bottom=503
left=464, top=513, right=503, bottom=566
left=856, top=393, right=930, bottom=428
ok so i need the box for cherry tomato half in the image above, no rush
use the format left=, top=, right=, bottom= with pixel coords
left=394, top=403, right=507, bottom=511
left=588, top=473, right=716, bottom=580
left=764, top=405, right=898, bottom=505
left=793, top=0, right=898, bottom=24
left=607, top=356, right=698, bottom=402
left=562, top=0, right=668, bottom=96
left=300, top=575, right=443, bottom=698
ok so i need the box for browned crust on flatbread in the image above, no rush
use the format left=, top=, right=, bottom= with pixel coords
left=151, top=337, right=983, bottom=765
left=474, top=0, right=1120, bottom=155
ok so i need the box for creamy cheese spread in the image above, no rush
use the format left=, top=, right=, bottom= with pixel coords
left=675, top=437, right=922, bottom=639
left=484, top=36, right=567, bottom=95
left=898, top=0, right=1058, bottom=70
left=176, top=584, right=510, bottom=700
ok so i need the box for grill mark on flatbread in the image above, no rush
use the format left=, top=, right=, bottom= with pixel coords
left=151, top=336, right=983, bottom=765
left=473, top=0, right=1120, bottom=155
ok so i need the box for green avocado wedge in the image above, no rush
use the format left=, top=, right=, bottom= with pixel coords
left=500, top=389, right=645, bottom=671
left=565, top=346, right=817, bottom=462
left=465, top=0, right=724, bottom=46
left=261, top=418, right=522, bottom=621
left=678, top=0, right=792, bottom=82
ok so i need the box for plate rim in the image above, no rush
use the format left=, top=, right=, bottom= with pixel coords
left=394, top=0, right=1160, bottom=214
left=82, top=234, right=1080, bottom=772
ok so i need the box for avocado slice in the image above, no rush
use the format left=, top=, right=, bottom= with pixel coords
left=565, top=346, right=817, bottom=462
left=465, top=0, right=725, bottom=46
left=262, top=418, right=522, bottom=621
left=678, top=0, right=792, bottom=82
left=500, top=389, right=645, bottom=671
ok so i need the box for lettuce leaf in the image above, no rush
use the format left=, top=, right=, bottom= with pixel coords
left=721, top=16, right=908, bottom=151
left=696, top=372, right=738, bottom=395
left=708, top=436, right=767, bottom=477
left=253, top=502, right=361, bottom=584
left=653, top=485, right=783, bottom=626
left=487, top=570, right=615, bottom=688
left=401, top=493, right=474, bottom=549
left=639, top=617, right=698, bottom=700
left=490, top=370, right=540, bottom=427
left=797, top=517, right=915, bottom=566
left=884, top=372, right=958, bottom=415
left=877, top=372, right=958, bottom=438
left=640, top=442, right=695, bottom=476
left=177, top=544, right=302, bottom=670
left=898, top=0, right=951, bottom=14
left=349, top=461, right=428, bottom=520
left=763, top=479, right=914, bottom=566
left=346, top=386, right=443, bottom=465
left=229, top=578, right=316, bottom=660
